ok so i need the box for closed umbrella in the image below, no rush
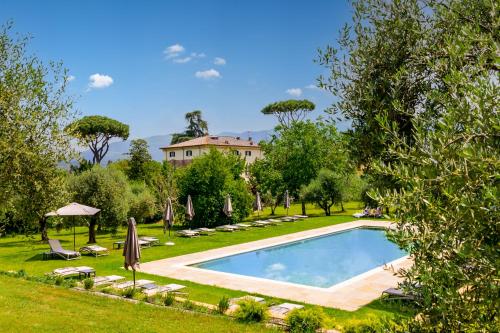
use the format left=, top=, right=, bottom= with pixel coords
left=223, top=194, right=233, bottom=222
left=254, top=192, right=263, bottom=217
left=45, top=202, right=100, bottom=251
left=185, top=195, right=195, bottom=229
left=284, top=190, right=290, bottom=216
left=163, top=198, right=175, bottom=246
left=123, top=217, right=141, bottom=289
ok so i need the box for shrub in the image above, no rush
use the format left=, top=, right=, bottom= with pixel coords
left=217, top=295, right=230, bottom=314
left=55, top=276, right=64, bottom=286
left=83, top=278, right=94, bottom=290
left=163, top=293, right=175, bottom=306
left=286, top=307, right=325, bottom=333
left=121, top=287, right=139, bottom=299
left=233, top=299, right=269, bottom=323
left=128, top=182, right=157, bottom=224
left=182, top=299, right=196, bottom=310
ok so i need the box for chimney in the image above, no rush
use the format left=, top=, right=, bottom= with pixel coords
left=248, top=137, right=252, bottom=141
left=236, top=136, right=240, bottom=140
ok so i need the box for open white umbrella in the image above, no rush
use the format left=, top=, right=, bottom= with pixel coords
left=45, top=202, right=100, bottom=251
left=163, top=198, right=175, bottom=245
left=284, top=190, right=290, bottom=216
left=185, top=195, right=195, bottom=229
left=223, top=194, right=233, bottom=222
left=123, top=217, right=141, bottom=288
left=254, top=192, right=263, bottom=217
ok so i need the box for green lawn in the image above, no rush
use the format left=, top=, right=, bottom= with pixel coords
left=0, top=202, right=413, bottom=330
left=0, top=274, right=275, bottom=333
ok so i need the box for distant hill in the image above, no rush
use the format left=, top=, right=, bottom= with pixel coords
left=80, top=130, right=273, bottom=164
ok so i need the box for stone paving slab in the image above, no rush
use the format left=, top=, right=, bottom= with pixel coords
left=139, top=220, right=412, bottom=311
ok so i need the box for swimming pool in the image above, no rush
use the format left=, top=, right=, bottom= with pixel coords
left=192, top=228, right=406, bottom=288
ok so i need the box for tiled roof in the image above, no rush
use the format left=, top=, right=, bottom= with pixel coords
left=160, top=135, right=259, bottom=150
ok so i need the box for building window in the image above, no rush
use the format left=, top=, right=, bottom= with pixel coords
left=233, top=150, right=240, bottom=156
left=186, top=150, right=193, bottom=157
left=245, top=151, right=251, bottom=156
left=169, top=152, right=175, bottom=157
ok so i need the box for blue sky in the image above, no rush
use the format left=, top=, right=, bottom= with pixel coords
left=1, top=0, right=351, bottom=138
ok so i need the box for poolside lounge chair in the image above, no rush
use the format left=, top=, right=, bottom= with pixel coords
left=250, top=220, right=270, bottom=227
left=48, top=239, right=81, bottom=260
left=264, top=219, right=282, bottom=225
left=193, top=228, right=216, bottom=235
left=79, top=245, right=109, bottom=257
left=293, top=215, right=308, bottom=219
left=49, top=266, right=95, bottom=279
left=382, top=287, right=418, bottom=301
left=112, top=279, right=154, bottom=290
left=176, top=229, right=200, bottom=238
left=234, top=223, right=251, bottom=230
left=280, top=216, right=298, bottom=222
left=215, top=225, right=238, bottom=232
left=140, top=237, right=160, bottom=246
left=93, top=275, right=125, bottom=287
left=268, top=303, right=303, bottom=318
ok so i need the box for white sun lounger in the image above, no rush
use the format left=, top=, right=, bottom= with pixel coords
left=251, top=220, right=270, bottom=227
left=215, top=225, right=238, bottom=232
left=79, top=245, right=109, bottom=257
left=193, top=228, right=215, bottom=235
left=176, top=230, right=200, bottom=238
left=140, top=237, right=160, bottom=246
left=268, top=303, right=304, bottom=318
left=142, top=283, right=187, bottom=296
left=51, top=266, right=94, bottom=277
left=93, top=275, right=125, bottom=286
left=112, top=279, right=154, bottom=290
left=235, top=223, right=251, bottom=229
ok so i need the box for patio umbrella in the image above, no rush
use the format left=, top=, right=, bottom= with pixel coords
left=284, top=190, right=290, bottom=216
left=45, top=202, right=100, bottom=251
left=123, top=217, right=141, bottom=289
left=254, top=192, right=263, bottom=217
left=185, top=195, right=195, bottom=229
left=163, top=198, right=175, bottom=246
left=223, top=194, right=233, bottom=221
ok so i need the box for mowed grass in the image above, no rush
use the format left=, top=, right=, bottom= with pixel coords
left=0, top=202, right=412, bottom=329
left=0, top=275, right=275, bottom=333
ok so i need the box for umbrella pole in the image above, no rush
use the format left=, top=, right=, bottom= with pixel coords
left=133, top=270, right=136, bottom=290
left=73, top=217, right=76, bottom=251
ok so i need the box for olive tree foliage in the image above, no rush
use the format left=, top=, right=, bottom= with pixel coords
left=68, top=166, right=129, bottom=243
left=67, top=115, right=129, bottom=165
left=176, top=149, right=252, bottom=227
left=128, top=182, right=156, bottom=224
left=0, top=22, right=75, bottom=240
left=249, top=159, right=285, bottom=215
left=127, top=139, right=152, bottom=180
left=301, top=169, right=342, bottom=216
left=171, top=110, right=209, bottom=144
left=357, top=1, right=499, bottom=331
left=260, top=99, right=315, bottom=129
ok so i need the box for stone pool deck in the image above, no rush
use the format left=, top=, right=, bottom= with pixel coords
left=139, top=220, right=412, bottom=311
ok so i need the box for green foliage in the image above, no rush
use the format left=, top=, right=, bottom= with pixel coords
left=121, top=287, right=140, bottom=299
left=68, top=166, right=129, bottom=242
left=171, top=110, right=209, bottom=144
left=128, top=182, right=157, bottom=223
left=261, top=99, right=315, bottom=128
left=285, top=307, right=325, bottom=333
left=233, top=299, right=269, bottom=323
left=0, top=22, right=74, bottom=240
left=83, top=278, right=94, bottom=290
left=163, top=293, right=175, bottom=306
left=68, top=115, right=129, bottom=164
left=182, top=299, right=196, bottom=310
left=177, top=149, right=252, bottom=227
left=127, top=139, right=152, bottom=180
left=217, top=295, right=230, bottom=314
left=301, top=169, right=343, bottom=216
left=54, top=276, right=64, bottom=286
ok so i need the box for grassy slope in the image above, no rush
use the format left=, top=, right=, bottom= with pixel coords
left=0, top=202, right=412, bottom=328
left=0, top=275, right=275, bottom=333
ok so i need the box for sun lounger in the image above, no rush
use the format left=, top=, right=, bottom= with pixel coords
left=382, top=287, right=418, bottom=301
left=48, top=239, right=81, bottom=260
left=113, top=279, right=154, bottom=290
left=264, top=219, right=281, bottom=225
left=215, top=225, right=238, bottom=232
left=79, top=245, right=109, bottom=257
left=228, top=295, right=265, bottom=312
left=193, top=228, right=215, bottom=235
left=268, top=303, right=304, bottom=318
left=140, top=237, right=160, bottom=246
left=250, top=220, right=269, bottom=227
left=292, top=215, right=308, bottom=219
left=93, top=275, right=125, bottom=286
left=280, top=216, right=298, bottom=222
left=235, top=223, right=251, bottom=230
left=50, top=266, right=95, bottom=279
left=141, top=283, right=187, bottom=296
left=176, top=229, right=200, bottom=238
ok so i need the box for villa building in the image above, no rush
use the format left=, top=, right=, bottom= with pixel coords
left=160, top=135, right=263, bottom=168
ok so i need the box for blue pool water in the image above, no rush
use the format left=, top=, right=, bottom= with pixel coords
left=192, top=228, right=406, bottom=288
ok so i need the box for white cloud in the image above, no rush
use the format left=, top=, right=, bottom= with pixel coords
left=173, top=57, right=192, bottom=63
left=286, top=88, right=302, bottom=97
left=67, top=75, right=75, bottom=82
left=305, top=84, right=318, bottom=89
left=214, top=57, right=226, bottom=65
left=195, top=69, right=221, bottom=79
left=88, top=73, right=113, bottom=89
left=191, top=52, right=206, bottom=58
left=164, top=43, right=185, bottom=59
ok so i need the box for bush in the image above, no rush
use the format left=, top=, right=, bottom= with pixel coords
left=128, top=182, right=157, bottom=223
left=55, top=276, right=64, bottom=286
left=182, top=299, right=196, bottom=310
left=233, top=299, right=269, bottom=323
left=83, top=278, right=94, bottom=290
left=121, top=287, right=139, bottom=299
left=217, top=295, right=230, bottom=314
left=286, top=307, right=325, bottom=333
left=163, top=293, right=175, bottom=306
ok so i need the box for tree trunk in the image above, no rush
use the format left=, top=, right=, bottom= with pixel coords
left=301, top=200, right=306, bottom=215
left=385, top=206, right=389, bottom=215
left=340, top=201, right=345, bottom=212
left=88, top=218, right=96, bottom=244
left=39, top=217, right=48, bottom=242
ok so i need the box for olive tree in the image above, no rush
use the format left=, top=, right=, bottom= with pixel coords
left=68, top=115, right=129, bottom=164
